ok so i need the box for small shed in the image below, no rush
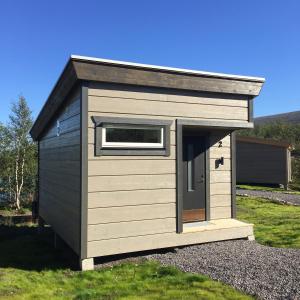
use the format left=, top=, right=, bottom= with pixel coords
left=30, top=55, right=264, bottom=270
left=236, top=136, right=292, bottom=188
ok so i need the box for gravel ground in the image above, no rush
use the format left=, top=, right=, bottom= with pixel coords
left=95, top=240, right=300, bottom=300
left=237, top=188, right=300, bottom=206
left=146, top=240, right=300, bottom=300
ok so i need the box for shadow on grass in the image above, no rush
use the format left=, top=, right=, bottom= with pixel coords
left=0, top=225, right=78, bottom=271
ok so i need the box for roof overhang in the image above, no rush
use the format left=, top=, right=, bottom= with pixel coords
left=177, top=119, right=254, bottom=130
left=30, top=55, right=265, bottom=140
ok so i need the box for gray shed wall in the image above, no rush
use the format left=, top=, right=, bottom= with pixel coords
left=39, top=87, right=81, bottom=254
left=236, top=141, right=289, bottom=185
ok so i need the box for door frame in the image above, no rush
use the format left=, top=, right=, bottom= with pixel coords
left=176, top=121, right=210, bottom=233
left=176, top=118, right=246, bottom=233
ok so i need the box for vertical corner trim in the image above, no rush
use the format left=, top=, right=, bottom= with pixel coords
left=231, top=131, right=237, bottom=218
left=37, top=141, right=40, bottom=218
left=80, top=83, right=89, bottom=259
left=248, top=98, right=254, bottom=123
left=176, top=121, right=183, bottom=233
left=164, top=124, right=171, bottom=157
left=205, top=135, right=210, bottom=221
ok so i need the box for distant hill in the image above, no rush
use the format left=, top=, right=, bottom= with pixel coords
left=255, top=110, right=300, bottom=125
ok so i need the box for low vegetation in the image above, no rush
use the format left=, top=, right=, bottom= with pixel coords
left=0, top=197, right=299, bottom=299
left=237, top=184, right=300, bottom=195
left=0, top=226, right=251, bottom=300
left=237, top=196, right=300, bottom=248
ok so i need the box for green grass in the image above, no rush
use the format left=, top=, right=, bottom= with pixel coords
left=237, top=184, right=300, bottom=194
left=0, top=226, right=251, bottom=300
left=1, top=196, right=300, bottom=299
left=0, top=207, right=31, bottom=216
left=237, top=196, right=300, bottom=248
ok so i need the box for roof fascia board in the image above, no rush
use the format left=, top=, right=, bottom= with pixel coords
left=72, top=60, right=264, bottom=96
left=71, top=55, right=265, bottom=83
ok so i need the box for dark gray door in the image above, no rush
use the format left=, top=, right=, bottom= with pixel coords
left=182, top=135, right=206, bottom=222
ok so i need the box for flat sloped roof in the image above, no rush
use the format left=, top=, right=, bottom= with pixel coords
left=30, top=55, right=265, bottom=140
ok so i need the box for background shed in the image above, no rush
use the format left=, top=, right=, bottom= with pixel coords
left=236, top=136, right=292, bottom=188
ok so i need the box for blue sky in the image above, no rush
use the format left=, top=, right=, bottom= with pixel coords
left=0, top=0, right=299, bottom=123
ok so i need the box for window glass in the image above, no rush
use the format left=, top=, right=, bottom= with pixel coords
left=102, top=124, right=164, bottom=148
left=187, top=143, right=194, bottom=191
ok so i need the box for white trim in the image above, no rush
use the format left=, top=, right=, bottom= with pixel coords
left=71, top=55, right=265, bottom=83
left=101, top=125, right=164, bottom=149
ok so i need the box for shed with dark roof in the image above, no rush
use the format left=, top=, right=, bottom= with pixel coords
left=236, top=136, right=292, bottom=188
left=30, top=55, right=264, bottom=270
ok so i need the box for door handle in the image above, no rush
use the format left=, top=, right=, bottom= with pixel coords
left=197, top=175, right=204, bottom=183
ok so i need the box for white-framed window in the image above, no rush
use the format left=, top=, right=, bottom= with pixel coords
left=101, top=124, right=164, bottom=149
left=92, top=116, right=172, bottom=156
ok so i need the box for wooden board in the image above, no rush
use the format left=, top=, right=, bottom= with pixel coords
left=74, top=60, right=263, bottom=96
left=210, top=194, right=232, bottom=207
left=88, top=159, right=175, bottom=176
left=88, top=188, right=176, bottom=208
left=89, top=96, right=248, bottom=121
left=38, top=92, right=81, bottom=255
left=210, top=206, right=231, bottom=220
left=88, top=203, right=176, bottom=224
left=87, top=222, right=253, bottom=257
left=182, top=209, right=205, bottom=223
left=88, top=218, right=176, bottom=241
left=210, top=182, right=231, bottom=195
left=88, top=85, right=248, bottom=107
left=210, top=170, right=231, bottom=183
left=88, top=174, right=176, bottom=192
left=210, top=146, right=231, bottom=159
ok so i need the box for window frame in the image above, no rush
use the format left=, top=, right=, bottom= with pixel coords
left=92, top=116, right=172, bottom=156
left=102, top=124, right=164, bottom=149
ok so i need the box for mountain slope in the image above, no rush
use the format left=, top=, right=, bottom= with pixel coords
left=255, top=110, right=300, bottom=125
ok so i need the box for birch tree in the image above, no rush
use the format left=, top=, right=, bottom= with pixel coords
left=0, top=97, right=36, bottom=210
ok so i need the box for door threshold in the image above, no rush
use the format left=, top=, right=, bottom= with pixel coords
left=183, top=221, right=215, bottom=233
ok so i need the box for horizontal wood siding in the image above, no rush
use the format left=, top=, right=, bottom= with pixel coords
left=88, top=174, right=176, bottom=192
left=39, top=89, right=81, bottom=254
left=88, top=85, right=249, bottom=106
left=88, top=189, right=176, bottom=208
left=88, top=218, right=176, bottom=241
left=210, top=194, right=231, bottom=207
left=87, top=225, right=253, bottom=257
left=89, top=96, right=248, bottom=121
left=88, top=159, right=175, bottom=176
left=89, top=203, right=176, bottom=224
left=237, top=141, right=289, bottom=185
left=209, top=133, right=232, bottom=219
left=87, top=84, right=240, bottom=256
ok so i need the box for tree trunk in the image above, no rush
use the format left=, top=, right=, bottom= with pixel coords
left=8, top=175, right=12, bottom=204
left=16, top=149, right=26, bottom=210
left=14, top=145, right=20, bottom=210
